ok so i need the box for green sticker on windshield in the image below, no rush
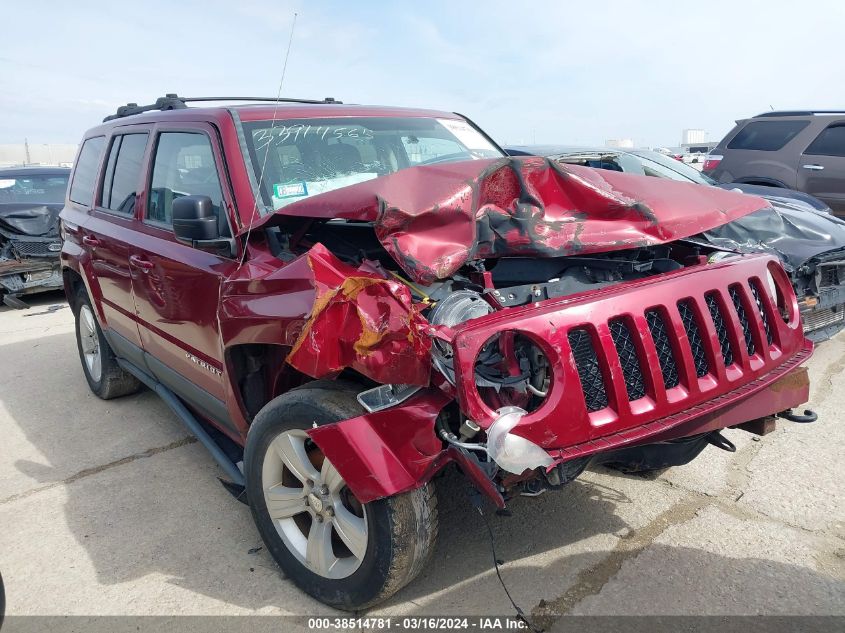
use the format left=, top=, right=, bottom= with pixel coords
left=273, top=182, right=308, bottom=198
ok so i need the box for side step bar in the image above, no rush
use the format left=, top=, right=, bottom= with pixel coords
left=117, top=358, right=246, bottom=488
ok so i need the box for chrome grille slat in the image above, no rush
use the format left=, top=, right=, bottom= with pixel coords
left=802, top=307, right=845, bottom=332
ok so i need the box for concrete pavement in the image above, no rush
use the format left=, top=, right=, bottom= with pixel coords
left=0, top=292, right=842, bottom=622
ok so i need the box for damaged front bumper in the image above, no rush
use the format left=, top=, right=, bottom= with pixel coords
left=799, top=258, right=845, bottom=342
left=307, top=253, right=813, bottom=506
left=0, top=258, right=62, bottom=307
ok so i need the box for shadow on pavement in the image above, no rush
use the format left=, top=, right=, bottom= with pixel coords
left=0, top=289, right=66, bottom=314
left=1, top=328, right=843, bottom=616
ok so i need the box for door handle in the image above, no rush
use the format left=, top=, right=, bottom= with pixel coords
left=802, top=164, right=825, bottom=170
left=82, top=235, right=101, bottom=247
left=129, top=255, right=154, bottom=272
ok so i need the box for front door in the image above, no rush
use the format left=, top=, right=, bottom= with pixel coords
left=129, top=123, right=239, bottom=431
left=797, top=121, right=845, bottom=216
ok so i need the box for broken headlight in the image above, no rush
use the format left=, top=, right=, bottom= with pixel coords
left=474, top=330, right=551, bottom=412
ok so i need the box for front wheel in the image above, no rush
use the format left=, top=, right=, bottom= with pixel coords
left=244, top=382, right=438, bottom=610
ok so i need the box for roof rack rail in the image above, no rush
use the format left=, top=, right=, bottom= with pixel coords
left=754, top=110, right=845, bottom=118
left=103, top=94, right=342, bottom=122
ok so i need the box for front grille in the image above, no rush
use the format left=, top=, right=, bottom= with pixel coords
left=802, top=307, right=845, bottom=332
left=677, top=300, right=709, bottom=378
left=645, top=310, right=680, bottom=389
left=11, top=239, right=59, bottom=257
left=705, top=293, right=734, bottom=367
left=729, top=286, right=756, bottom=355
left=609, top=319, right=647, bottom=401
left=561, top=273, right=785, bottom=414
left=749, top=282, right=774, bottom=344
left=568, top=329, right=608, bottom=411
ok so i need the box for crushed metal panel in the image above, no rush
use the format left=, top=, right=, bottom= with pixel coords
left=255, top=157, right=771, bottom=283
left=284, top=244, right=433, bottom=385
left=697, top=201, right=845, bottom=270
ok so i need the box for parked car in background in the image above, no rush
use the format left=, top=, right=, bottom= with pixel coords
left=0, top=166, right=69, bottom=308
left=703, top=111, right=845, bottom=217
left=507, top=146, right=845, bottom=342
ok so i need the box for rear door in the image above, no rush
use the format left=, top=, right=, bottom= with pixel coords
left=129, top=122, right=240, bottom=431
left=797, top=121, right=845, bottom=216
left=82, top=129, right=151, bottom=359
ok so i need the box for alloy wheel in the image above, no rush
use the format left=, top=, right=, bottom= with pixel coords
left=261, top=429, right=368, bottom=579
left=78, top=304, right=102, bottom=383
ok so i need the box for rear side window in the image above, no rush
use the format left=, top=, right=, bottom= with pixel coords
left=727, top=120, right=809, bottom=151
left=147, top=132, right=223, bottom=226
left=101, top=133, right=149, bottom=214
left=69, top=136, right=105, bottom=206
left=804, top=124, right=845, bottom=157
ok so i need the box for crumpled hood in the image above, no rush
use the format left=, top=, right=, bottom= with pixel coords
left=256, top=156, right=770, bottom=283
left=698, top=197, right=845, bottom=270
left=0, top=203, right=62, bottom=236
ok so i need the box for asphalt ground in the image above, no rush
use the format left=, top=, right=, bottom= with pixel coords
left=0, top=291, right=842, bottom=629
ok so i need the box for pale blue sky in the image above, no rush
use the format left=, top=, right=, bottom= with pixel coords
left=4, top=0, right=844, bottom=147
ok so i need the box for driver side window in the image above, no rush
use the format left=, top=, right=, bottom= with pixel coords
left=147, top=132, right=224, bottom=226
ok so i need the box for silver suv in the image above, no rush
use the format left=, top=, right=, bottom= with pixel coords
left=704, top=111, right=845, bottom=216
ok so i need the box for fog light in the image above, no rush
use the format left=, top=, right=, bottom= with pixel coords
left=486, top=406, right=553, bottom=474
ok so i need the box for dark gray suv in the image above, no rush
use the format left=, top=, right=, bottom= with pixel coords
left=704, top=111, right=845, bottom=217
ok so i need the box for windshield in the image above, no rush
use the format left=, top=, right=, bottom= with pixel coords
left=0, top=174, right=69, bottom=204
left=627, top=150, right=716, bottom=185
left=242, top=116, right=503, bottom=211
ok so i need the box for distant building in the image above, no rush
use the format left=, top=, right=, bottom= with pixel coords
left=682, top=128, right=707, bottom=145
left=605, top=138, right=634, bottom=149
left=0, top=143, right=78, bottom=168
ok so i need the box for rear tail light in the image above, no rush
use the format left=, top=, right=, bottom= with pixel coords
left=703, top=154, right=723, bottom=172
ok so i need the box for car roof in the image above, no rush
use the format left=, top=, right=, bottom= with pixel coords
left=0, top=165, right=71, bottom=177
left=85, top=101, right=464, bottom=137
left=752, top=110, right=845, bottom=118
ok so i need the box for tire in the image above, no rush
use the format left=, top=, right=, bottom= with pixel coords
left=73, top=287, right=140, bottom=400
left=0, top=569, right=5, bottom=629
left=244, top=382, right=438, bottom=610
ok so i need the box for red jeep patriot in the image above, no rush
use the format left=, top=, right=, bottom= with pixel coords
left=61, top=95, right=816, bottom=609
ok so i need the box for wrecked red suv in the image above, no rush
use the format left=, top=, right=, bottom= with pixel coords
left=61, top=95, right=816, bottom=609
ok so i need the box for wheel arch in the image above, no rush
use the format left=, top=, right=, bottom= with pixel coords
left=62, top=266, right=85, bottom=309
left=734, top=176, right=789, bottom=188
left=224, top=342, right=375, bottom=425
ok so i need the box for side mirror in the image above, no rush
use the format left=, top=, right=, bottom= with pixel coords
left=171, top=195, right=235, bottom=257
left=172, top=195, right=219, bottom=242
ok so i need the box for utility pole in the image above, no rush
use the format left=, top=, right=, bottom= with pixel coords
left=24, top=138, right=31, bottom=165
